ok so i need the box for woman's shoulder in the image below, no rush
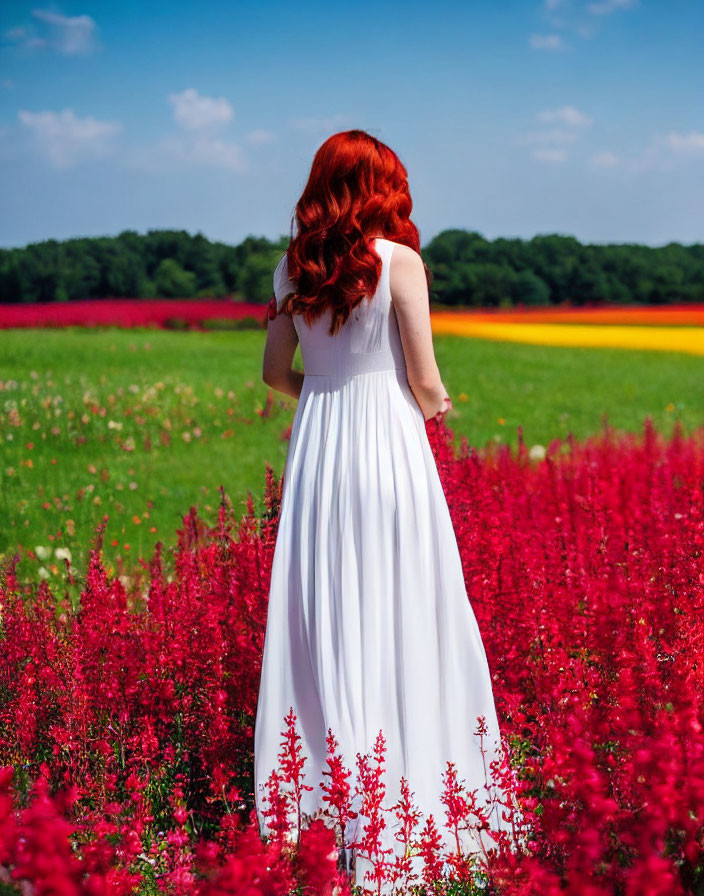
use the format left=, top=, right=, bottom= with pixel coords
left=273, top=251, right=297, bottom=303
left=274, top=250, right=290, bottom=282
left=386, top=241, right=425, bottom=271
left=386, top=241, right=427, bottom=307
left=274, top=251, right=288, bottom=280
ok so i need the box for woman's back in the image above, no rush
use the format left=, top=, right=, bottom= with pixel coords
left=274, top=237, right=407, bottom=378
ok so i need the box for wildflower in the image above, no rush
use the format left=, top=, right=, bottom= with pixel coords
left=528, top=444, right=546, bottom=461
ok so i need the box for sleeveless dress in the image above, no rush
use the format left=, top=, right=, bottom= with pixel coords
left=254, top=238, right=512, bottom=885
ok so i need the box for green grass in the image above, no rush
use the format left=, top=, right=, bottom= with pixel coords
left=1, top=327, right=702, bottom=592
left=434, top=335, right=703, bottom=448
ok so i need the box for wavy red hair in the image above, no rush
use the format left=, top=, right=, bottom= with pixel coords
left=277, top=129, right=431, bottom=335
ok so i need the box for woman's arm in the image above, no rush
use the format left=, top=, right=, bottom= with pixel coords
left=262, top=306, right=304, bottom=399
left=390, top=245, right=452, bottom=422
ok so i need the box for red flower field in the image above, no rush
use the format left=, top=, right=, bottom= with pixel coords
left=0, top=298, right=267, bottom=330
left=1, top=418, right=703, bottom=894
left=1, top=298, right=702, bottom=330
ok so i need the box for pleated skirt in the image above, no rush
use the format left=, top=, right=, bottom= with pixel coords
left=253, top=367, right=513, bottom=885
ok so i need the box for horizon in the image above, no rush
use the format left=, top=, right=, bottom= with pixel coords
left=5, top=225, right=704, bottom=253
left=1, top=0, right=703, bottom=250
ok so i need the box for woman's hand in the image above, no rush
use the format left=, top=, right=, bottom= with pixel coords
left=422, top=385, right=452, bottom=423
left=432, top=390, right=452, bottom=423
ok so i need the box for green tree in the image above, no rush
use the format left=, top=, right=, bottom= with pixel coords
left=154, top=259, right=197, bottom=298
left=238, top=250, right=285, bottom=302
left=1, top=227, right=702, bottom=308
left=512, top=269, right=550, bottom=306
left=0, top=256, right=23, bottom=304
left=467, top=263, right=515, bottom=307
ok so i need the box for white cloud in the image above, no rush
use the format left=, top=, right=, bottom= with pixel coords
left=127, top=88, right=247, bottom=174
left=517, top=105, right=593, bottom=164
left=613, top=131, right=704, bottom=175
left=32, top=9, right=98, bottom=54
left=188, top=135, right=247, bottom=170
left=168, top=88, right=234, bottom=131
left=130, top=133, right=248, bottom=174
left=664, top=131, right=704, bottom=154
left=587, top=0, right=638, bottom=16
left=533, top=147, right=567, bottom=162
left=538, top=105, right=593, bottom=128
left=591, top=150, right=620, bottom=167
left=4, top=9, right=99, bottom=55
left=4, top=26, right=29, bottom=41
left=540, top=0, right=638, bottom=41
left=529, top=33, right=567, bottom=50
left=533, top=147, right=568, bottom=163
left=246, top=128, right=277, bottom=144
left=18, top=107, right=121, bottom=169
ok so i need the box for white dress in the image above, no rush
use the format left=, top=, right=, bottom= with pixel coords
left=254, top=238, right=512, bottom=885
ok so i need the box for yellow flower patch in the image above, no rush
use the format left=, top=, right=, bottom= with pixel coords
left=429, top=319, right=704, bottom=356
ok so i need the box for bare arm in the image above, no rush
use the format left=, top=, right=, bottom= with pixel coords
left=262, top=305, right=304, bottom=399
left=390, top=245, right=452, bottom=422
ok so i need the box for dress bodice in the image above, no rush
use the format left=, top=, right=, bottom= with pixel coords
left=272, top=238, right=407, bottom=378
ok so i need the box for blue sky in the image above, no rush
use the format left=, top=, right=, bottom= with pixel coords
left=1, top=0, right=702, bottom=249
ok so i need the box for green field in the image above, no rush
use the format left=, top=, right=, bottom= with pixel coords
left=1, top=327, right=702, bottom=590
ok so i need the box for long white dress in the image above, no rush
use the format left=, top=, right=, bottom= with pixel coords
left=254, top=238, right=512, bottom=886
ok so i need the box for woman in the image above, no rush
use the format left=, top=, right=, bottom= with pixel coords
left=254, top=130, right=511, bottom=885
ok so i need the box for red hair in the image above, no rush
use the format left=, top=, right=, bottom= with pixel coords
left=277, top=129, right=431, bottom=335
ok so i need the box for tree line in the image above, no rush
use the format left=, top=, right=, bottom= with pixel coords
left=0, top=228, right=702, bottom=307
